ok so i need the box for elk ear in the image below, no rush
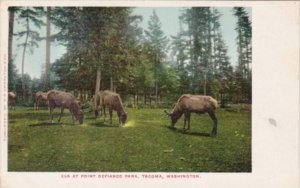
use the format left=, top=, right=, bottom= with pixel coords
left=164, top=110, right=171, bottom=117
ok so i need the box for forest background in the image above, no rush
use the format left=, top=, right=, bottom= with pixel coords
left=8, top=7, right=252, bottom=107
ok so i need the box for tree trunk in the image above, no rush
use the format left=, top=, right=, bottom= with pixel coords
left=155, top=81, right=158, bottom=106
left=94, top=69, right=101, bottom=107
left=136, top=93, right=138, bottom=108
left=8, top=8, right=15, bottom=63
left=45, top=7, right=51, bottom=91
left=21, top=17, right=29, bottom=102
left=110, top=76, right=113, bottom=91
left=203, top=72, right=207, bottom=95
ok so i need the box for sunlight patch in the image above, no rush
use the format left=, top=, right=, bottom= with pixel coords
left=79, top=123, right=88, bottom=127
left=123, top=120, right=135, bottom=128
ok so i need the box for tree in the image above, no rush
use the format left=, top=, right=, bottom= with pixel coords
left=8, top=7, right=21, bottom=63
left=129, top=52, right=155, bottom=106
left=171, top=18, right=191, bottom=94
left=233, top=7, right=252, bottom=102
left=51, top=7, right=142, bottom=100
left=175, top=7, right=232, bottom=99
left=144, top=10, right=168, bottom=105
left=15, top=7, right=44, bottom=102
left=8, top=61, right=19, bottom=92
left=44, top=7, right=51, bottom=91
left=180, top=7, right=212, bottom=94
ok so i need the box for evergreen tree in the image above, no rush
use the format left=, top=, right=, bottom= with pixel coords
left=14, top=7, right=44, bottom=102
left=51, top=7, right=142, bottom=97
left=172, top=7, right=235, bottom=102
left=233, top=7, right=252, bottom=102
left=144, top=10, right=168, bottom=105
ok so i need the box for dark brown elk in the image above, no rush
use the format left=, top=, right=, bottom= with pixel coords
left=47, top=90, right=84, bottom=124
left=94, top=90, right=127, bottom=125
left=8, top=92, right=16, bottom=110
left=164, top=94, right=218, bottom=136
left=35, top=91, right=48, bottom=110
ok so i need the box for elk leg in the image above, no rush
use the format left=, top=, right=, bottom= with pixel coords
left=208, top=111, right=218, bottom=136
left=103, top=106, right=106, bottom=122
left=186, top=113, right=191, bottom=132
left=69, top=109, right=75, bottom=124
left=109, top=108, right=113, bottom=125
left=49, top=106, right=54, bottom=123
left=58, top=107, right=64, bottom=122
left=183, top=112, right=191, bottom=131
left=183, top=114, right=187, bottom=130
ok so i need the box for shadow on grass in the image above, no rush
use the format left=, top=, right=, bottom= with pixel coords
left=166, top=125, right=211, bottom=137
left=89, top=121, right=119, bottom=128
left=9, top=112, right=49, bottom=121
left=8, top=144, right=25, bottom=151
left=85, top=117, right=95, bottom=120
left=28, top=122, right=63, bottom=127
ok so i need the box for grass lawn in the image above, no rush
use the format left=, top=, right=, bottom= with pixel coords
left=8, top=106, right=251, bottom=172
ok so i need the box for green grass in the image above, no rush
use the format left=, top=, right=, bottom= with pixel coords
left=8, top=106, right=251, bottom=172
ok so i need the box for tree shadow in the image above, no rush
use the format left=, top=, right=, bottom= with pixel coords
left=166, top=125, right=211, bottom=137
left=28, top=122, right=63, bottom=127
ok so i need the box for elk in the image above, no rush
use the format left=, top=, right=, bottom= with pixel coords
left=94, top=90, right=127, bottom=125
left=35, top=91, right=48, bottom=110
left=164, top=94, right=218, bottom=136
left=47, top=90, right=84, bottom=124
left=8, top=92, right=16, bottom=110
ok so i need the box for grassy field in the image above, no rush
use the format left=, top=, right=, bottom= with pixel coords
left=8, top=105, right=251, bottom=172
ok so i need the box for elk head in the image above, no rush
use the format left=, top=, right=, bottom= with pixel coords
left=164, top=110, right=177, bottom=127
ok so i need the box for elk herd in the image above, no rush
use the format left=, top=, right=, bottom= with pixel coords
left=8, top=90, right=219, bottom=136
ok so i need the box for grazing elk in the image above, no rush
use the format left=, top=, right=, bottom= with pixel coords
left=8, top=92, right=16, bottom=110
left=94, top=90, right=127, bottom=125
left=47, top=90, right=84, bottom=124
left=164, top=94, right=218, bottom=136
left=35, top=91, right=48, bottom=110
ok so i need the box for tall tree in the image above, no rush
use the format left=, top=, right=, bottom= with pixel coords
left=8, top=7, right=20, bottom=63
left=8, top=7, right=20, bottom=92
left=51, top=7, right=142, bottom=99
left=15, top=7, right=44, bottom=101
left=233, top=7, right=252, bottom=102
left=145, top=10, right=168, bottom=105
left=44, top=7, right=51, bottom=91
left=174, top=7, right=234, bottom=100
left=171, top=18, right=190, bottom=94
left=181, top=7, right=212, bottom=94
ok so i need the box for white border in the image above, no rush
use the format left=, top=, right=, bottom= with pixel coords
left=1, top=1, right=299, bottom=188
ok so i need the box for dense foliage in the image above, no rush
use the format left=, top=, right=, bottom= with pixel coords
left=8, top=7, right=252, bottom=106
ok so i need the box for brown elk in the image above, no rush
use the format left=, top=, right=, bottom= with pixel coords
left=94, top=90, right=127, bottom=125
left=164, top=94, right=218, bottom=136
left=47, top=90, right=84, bottom=124
left=8, top=92, right=16, bottom=110
left=35, top=91, right=48, bottom=110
